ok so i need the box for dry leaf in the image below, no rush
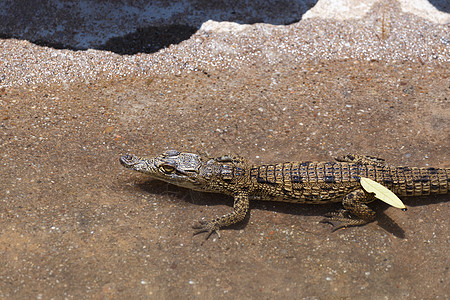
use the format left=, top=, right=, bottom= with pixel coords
left=360, top=177, right=406, bottom=209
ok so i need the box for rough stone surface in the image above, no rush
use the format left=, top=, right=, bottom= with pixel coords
left=398, top=0, right=450, bottom=24
left=0, top=0, right=449, bottom=299
left=303, top=0, right=449, bottom=23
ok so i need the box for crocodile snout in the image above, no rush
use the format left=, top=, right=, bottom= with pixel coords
left=119, top=154, right=134, bottom=166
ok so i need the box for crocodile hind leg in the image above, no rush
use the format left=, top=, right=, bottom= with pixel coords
left=193, top=190, right=249, bottom=239
left=321, top=189, right=376, bottom=231
left=335, top=154, right=385, bottom=166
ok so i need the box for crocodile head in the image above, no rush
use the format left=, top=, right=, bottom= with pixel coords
left=120, top=150, right=208, bottom=191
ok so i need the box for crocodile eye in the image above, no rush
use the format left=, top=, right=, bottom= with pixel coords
left=160, top=165, right=175, bottom=173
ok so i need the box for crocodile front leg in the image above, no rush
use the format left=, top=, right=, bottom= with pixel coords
left=193, top=190, right=250, bottom=239
left=321, top=189, right=377, bottom=231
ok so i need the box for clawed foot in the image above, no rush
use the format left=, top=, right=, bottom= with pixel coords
left=192, top=220, right=221, bottom=240
left=320, top=209, right=369, bottom=232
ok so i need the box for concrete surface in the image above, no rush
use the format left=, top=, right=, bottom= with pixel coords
left=0, top=0, right=449, bottom=299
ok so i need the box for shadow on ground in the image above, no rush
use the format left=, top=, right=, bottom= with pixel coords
left=0, top=0, right=317, bottom=54
left=429, top=0, right=450, bottom=12
left=133, top=178, right=450, bottom=240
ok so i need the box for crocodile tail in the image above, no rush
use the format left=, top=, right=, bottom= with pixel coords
left=390, top=167, right=450, bottom=196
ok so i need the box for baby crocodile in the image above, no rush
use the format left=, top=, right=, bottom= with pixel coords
left=120, top=150, right=449, bottom=238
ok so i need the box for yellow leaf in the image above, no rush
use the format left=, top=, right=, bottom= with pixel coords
left=360, top=177, right=406, bottom=209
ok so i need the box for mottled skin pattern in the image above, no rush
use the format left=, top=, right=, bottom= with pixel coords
left=120, top=150, right=450, bottom=239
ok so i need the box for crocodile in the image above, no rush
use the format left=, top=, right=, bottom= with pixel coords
left=120, top=150, right=449, bottom=239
